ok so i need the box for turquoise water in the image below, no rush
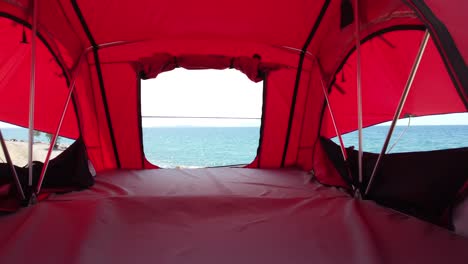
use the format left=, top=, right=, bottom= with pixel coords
left=143, top=125, right=468, bottom=167
left=332, top=125, right=468, bottom=153
left=143, top=127, right=260, bottom=168
left=1, top=125, right=467, bottom=168
left=144, top=125, right=468, bottom=167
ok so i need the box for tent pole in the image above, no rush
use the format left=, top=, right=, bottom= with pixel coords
left=0, top=130, right=25, bottom=200
left=276, top=45, right=317, bottom=61
left=36, top=52, right=87, bottom=194
left=354, top=0, right=364, bottom=196
left=319, top=72, right=356, bottom=191
left=365, top=30, right=430, bottom=196
left=27, top=0, right=38, bottom=194
left=319, top=74, right=347, bottom=161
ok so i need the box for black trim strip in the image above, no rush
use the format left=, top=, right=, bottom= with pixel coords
left=0, top=12, right=83, bottom=138
left=293, top=69, right=314, bottom=165
left=281, top=0, right=331, bottom=167
left=403, top=0, right=468, bottom=109
left=92, top=51, right=121, bottom=168
left=311, top=98, right=328, bottom=170
left=71, top=0, right=121, bottom=168
left=70, top=1, right=96, bottom=47
left=256, top=75, right=268, bottom=168
left=137, top=76, right=145, bottom=169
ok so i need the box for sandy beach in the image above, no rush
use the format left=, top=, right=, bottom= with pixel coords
left=0, top=141, right=65, bottom=167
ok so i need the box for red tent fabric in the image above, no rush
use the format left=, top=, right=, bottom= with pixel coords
left=321, top=29, right=466, bottom=138
left=0, top=0, right=467, bottom=261
left=0, top=0, right=465, bottom=176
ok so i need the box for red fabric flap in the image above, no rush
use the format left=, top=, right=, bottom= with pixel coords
left=133, top=53, right=283, bottom=82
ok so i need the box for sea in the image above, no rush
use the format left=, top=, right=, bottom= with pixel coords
left=333, top=125, right=468, bottom=153
left=142, top=127, right=260, bottom=168
left=1, top=125, right=467, bottom=168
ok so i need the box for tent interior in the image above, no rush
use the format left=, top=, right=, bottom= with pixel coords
left=0, top=0, right=467, bottom=263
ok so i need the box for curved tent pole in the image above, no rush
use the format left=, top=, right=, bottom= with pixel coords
left=35, top=50, right=89, bottom=194
left=354, top=0, right=364, bottom=196
left=387, top=115, right=412, bottom=154
left=365, top=30, right=430, bottom=196
left=27, top=0, right=37, bottom=198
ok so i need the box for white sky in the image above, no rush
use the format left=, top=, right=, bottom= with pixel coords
left=141, top=68, right=263, bottom=127
left=0, top=68, right=467, bottom=128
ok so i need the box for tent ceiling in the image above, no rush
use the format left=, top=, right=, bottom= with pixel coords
left=70, top=0, right=322, bottom=49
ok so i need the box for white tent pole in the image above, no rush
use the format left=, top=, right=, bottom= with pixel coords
left=354, top=0, right=363, bottom=196
left=36, top=52, right=87, bottom=194
left=27, top=0, right=38, bottom=190
left=319, top=73, right=347, bottom=161
left=365, top=30, right=430, bottom=196
left=0, top=130, right=25, bottom=200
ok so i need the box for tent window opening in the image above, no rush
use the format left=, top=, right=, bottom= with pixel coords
left=332, top=113, right=468, bottom=153
left=0, top=16, right=80, bottom=168
left=323, top=29, right=468, bottom=155
left=0, top=121, right=76, bottom=166
left=141, top=68, right=263, bottom=168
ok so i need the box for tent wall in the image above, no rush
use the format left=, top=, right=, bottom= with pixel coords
left=295, top=64, right=323, bottom=171
left=308, top=0, right=421, bottom=78
left=423, top=0, right=468, bottom=61
left=296, top=63, right=349, bottom=187
left=251, top=69, right=297, bottom=168
left=406, top=0, right=468, bottom=101
left=101, top=63, right=145, bottom=169
left=72, top=60, right=108, bottom=171
left=321, top=29, right=467, bottom=138
left=280, top=60, right=315, bottom=167
left=0, top=0, right=466, bottom=176
left=0, top=15, right=79, bottom=139
left=0, top=1, right=84, bottom=69
left=86, top=61, right=119, bottom=170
